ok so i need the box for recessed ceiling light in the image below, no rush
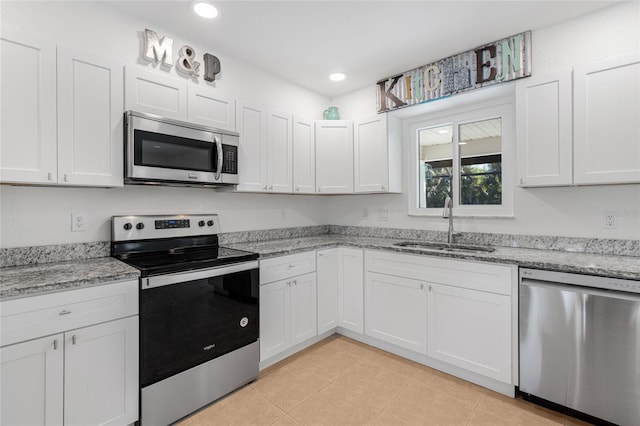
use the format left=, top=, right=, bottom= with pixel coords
left=438, top=129, right=449, bottom=134
left=191, top=1, right=218, bottom=19
left=329, top=73, right=346, bottom=82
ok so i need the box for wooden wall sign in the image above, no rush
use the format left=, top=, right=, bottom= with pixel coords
left=377, top=31, right=531, bottom=113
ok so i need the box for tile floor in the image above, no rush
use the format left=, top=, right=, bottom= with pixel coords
left=178, top=336, right=591, bottom=425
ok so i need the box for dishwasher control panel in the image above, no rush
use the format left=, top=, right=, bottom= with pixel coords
left=520, top=268, right=640, bottom=294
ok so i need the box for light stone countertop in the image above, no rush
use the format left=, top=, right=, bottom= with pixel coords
left=0, top=257, right=140, bottom=301
left=224, top=235, right=640, bottom=281
left=1, top=235, right=638, bottom=301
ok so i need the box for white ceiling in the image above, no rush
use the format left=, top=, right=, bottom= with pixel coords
left=102, top=0, right=620, bottom=98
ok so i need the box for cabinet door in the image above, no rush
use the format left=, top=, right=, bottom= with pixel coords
left=290, top=272, right=317, bottom=346
left=236, top=99, right=267, bottom=192
left=64, top=316, right=138, bottom=426
left=427, top=283, right=511, bottom=384
left=292, top=115, right=315, bottom=194
left=0, top=334, right=64, bottom=426
left=574, top=52, right=640, bottom=184
left=267, top=108, right=293, bottom=193
left=187, top=86, right=235, bottom=131
left=354, top=115, right=389, bottom=193
left=57, top=46, right=124, bottom=187
left=338, top=248, right=364, bottom=334
left=316, top=249, right=339, bottom=334
left=124, top=67, right=187, bottom=120
left=365, top=272, right=427, bottom=354
left=0, top=28, right=57, bottom=184
left=315, top=120, right=354, bottom=193
left=516, top=70, right=572, bottom=187
left=259, top=279, right=291, bottom=361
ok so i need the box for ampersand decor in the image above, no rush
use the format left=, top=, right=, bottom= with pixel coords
left=177, top=45, right=201, bottom=77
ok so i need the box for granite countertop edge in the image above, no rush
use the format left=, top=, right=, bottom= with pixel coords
left=2, top=236, right=638, bottom=300
left=0, top=257, right=140, bottom=301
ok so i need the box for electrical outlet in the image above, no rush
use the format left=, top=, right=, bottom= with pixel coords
left=363, top=208, right=369, bottom=220
left=378, top=209, right=389, bottom=222
left=71, top=213, right=87, bottom=232
left=280, top=209, right=286, bottom=222
left=603, top=211, right=617, bottom=229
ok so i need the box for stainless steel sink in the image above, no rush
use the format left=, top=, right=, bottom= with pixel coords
left=393, top=241, right=495, bottom=253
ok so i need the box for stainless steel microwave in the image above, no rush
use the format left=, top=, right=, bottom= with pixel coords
left=124, top=111, right=239, bottom=187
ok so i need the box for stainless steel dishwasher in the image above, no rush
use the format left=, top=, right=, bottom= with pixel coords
left=519, top=268, right=640, bottom=426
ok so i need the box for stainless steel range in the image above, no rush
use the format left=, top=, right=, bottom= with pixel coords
left=111, top=214, right=259, bottom=426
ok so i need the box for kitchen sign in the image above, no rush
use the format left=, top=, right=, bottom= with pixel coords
left=142, top=28, right=221, bottom=82
left=377, top=31, right=531, bottom=113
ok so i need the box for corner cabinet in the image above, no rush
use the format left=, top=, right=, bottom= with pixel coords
left=316, top=248, right=364, bottom=334
left=354, top=114, right=402, bottom=193
left=573, top=52, right=640, bottom=185
left=516, top=70, right=573, bottom=187
left=1, top=29, right=124, bottom=187
left=315, top=120, right=354, bottom=193
left=0, top=280, right=139, bottom=426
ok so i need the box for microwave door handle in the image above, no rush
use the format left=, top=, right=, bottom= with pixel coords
left=215, top=136, right=223, bottom=180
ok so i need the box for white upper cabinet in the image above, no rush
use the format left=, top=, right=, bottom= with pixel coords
left=315, top=120, right=354, bottom=194
left=125, top=67, right=187, bottom=120
left=187, top=86, right=235, bottom=131
left=573, top=52, right=640, bottom=185
left=516, top=70, right=573, bottom=187
left=267, top=108, right=293, bottom=193
left=354, top=114, right=401, bottom=193
left=1, top=29, right=123, bottom=187
left=57, top=46, right=124, bottom=187
left=236, top=98, right=268, bottom=192
left=0, top=29, right=57, bottom=184
left=292, top=115, right=316, bottom=194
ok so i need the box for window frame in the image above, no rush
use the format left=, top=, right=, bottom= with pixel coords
left=408, top=100, right=515, bottom=217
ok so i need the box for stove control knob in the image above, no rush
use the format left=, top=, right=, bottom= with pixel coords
left=136, top=223, right=145, bottom=230
left=198, top=220, right=205, bottom=227
left=207, top=220, right=214, bottom=227
left=123, top=223, right=132, bottom=231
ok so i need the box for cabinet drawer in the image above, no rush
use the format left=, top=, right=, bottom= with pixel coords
left=1, top=280, right=138, bottom=347
left=365, top=250, right=514, bottom=295
left=260, top=252, right=316, bottom=284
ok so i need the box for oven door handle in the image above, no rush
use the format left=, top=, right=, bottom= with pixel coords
left=142, top=260, right=259, bottom=290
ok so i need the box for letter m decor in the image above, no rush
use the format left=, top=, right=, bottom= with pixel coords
left=143, top=28, right=174, bottom=66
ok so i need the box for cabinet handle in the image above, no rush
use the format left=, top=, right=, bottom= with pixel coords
left=263, top=186, right=268, bottom=191
left=420, top=284, right=425, bottom=290
left=288, top=264, right=296, bottom=268
left=318, top=253, right=325, bottom=257
left=318, top=187, right=322, bottom=193
left=53, top=339, right=59, bottom=350
left=59, top=309, right=72, bottom=316
left=287, top=281, right=291, bottom=287
left=295, top=187, right=300, bottom=192
left=381, top=185, right=386, bottom=191
left=429, top=285, right=433, bottom=292
left=47, top=172, right=53, bottom=181
left=268, top=185, right=273, bottom=191
left=293, top=280, right=297, bottom=286
left=63, top=174, right=68, bottom=183
left=71, top=335, right=77, bottom=345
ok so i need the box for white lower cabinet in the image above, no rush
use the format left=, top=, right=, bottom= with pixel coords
left=0, top=334, right=64, bottom=425
left=365, top=271, right=427, bottom=354
left=0, top=280, right=139, bottom=426
left=259, top=252, right=317, bottom=362
left=364, top=250, right=516, bottom=386
left=427, top=283, right=512, bottom=383
left=316, top=248, right=364, bottom=334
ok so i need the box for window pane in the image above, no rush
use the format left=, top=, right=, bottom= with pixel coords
left=458, top=118, right=502, bottom=205
left=418, top=125, right=452, bottom=208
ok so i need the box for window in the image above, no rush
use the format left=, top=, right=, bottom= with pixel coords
left=409, top=101, right=514, bottom=217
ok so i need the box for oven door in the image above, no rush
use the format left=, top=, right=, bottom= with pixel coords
left=140, top=261, right=259, bottom=388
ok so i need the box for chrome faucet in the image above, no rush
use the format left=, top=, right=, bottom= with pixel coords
left=442, top=196, right=456, bottom=244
